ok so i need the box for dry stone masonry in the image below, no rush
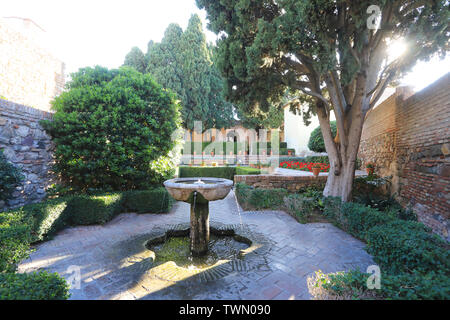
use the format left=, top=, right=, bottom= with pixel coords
left=0, top=99, right=55, bottom=210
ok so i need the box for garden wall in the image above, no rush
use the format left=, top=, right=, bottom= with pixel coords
left=234, top=174, right=326, bottom=192
left=0, top=99, right=55, bottom=210
left=0, top=18, right=65, bottom=112
left=358, top=73, right=450, bottom=240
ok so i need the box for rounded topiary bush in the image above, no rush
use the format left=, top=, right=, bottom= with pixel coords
left=41, top=66, right=181, bottom=191
left=308, top=121, right=337, bottom=153
left=0, top=149, right=24, bottom=202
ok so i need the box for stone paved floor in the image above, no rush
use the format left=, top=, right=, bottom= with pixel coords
left=18, top=190, right=374, bottom=300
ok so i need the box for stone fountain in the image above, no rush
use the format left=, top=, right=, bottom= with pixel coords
left=163, top=177, right=233, bottom=256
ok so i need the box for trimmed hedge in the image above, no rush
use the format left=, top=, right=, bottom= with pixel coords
left=0, top=189, right=173, bottom=272
left=0, top=272, right=70, bottom=300
left=366, top=220, right=449, bottom=275
left=319, top=197, right=450, bottom=300
left=179, top=166, right=236, bottom=180
left=64, top=193, right=123, bottom=225
left=322, top=198, right=397, bottom=239
left=308, top=121, right=337, bottom=152
left=179, top=166, right=260, bottom=181
left=235, top=183, right=288, bottom=210
left=0, top=187, right=175, bottom=300
left=14, top=198, right=70, bottom=243
left=0, top=220, right=31, bottom=273
left=123, top=188, right=174, bottom=214
left=235, top=167, right=261, bottom=175
left=315, top=269, right=450, bottom=300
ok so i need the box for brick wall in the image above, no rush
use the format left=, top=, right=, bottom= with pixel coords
left=358, top=73, right=450, bottom=240
left=0, top=99, right=55, bottom=210
left=0, top=19, right=65, bottom=112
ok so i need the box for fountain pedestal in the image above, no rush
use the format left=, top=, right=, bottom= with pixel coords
left=190, top=200, right=209, bottom=256
left=163, top=177, right=233, bottom=257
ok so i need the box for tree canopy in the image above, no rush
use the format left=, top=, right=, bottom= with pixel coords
left=41, top=66, right=181, bottom=191
left=123, top=14, right=235, bottom=131
left=197, top=0, right=449, bottom=201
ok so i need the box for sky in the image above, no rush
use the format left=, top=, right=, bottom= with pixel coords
left=2, top=0, right=449, bottom=92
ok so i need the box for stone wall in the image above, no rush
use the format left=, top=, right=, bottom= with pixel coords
left=358, top=73, right=450, bottom=240
left=0, top=99, right=55, bottom=210
left=0, top=19, right=65, bottom=112
left=234, top=174, right=326, bottom=192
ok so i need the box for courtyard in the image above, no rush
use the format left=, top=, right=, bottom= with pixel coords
left=0, top=0, right=449, bottom=304
left=18, top=190, right=373, bottom=300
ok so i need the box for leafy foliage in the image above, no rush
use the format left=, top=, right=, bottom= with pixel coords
left=123, top=47, right=147, bottom=73
left=0, top=149, right=24, bottom=201
left=41, top=66, right=181, bottom=192
left=235, top=183, right=287, bottom=210
left=319, top=197, right=450, bottom=299
left=125, top=15, right=234, bottom=131
left=123, top=188, right=174, bottom=214
left=64, top=193, right=124, bottom=225
left=366, top=220, right=449, bottom=275
left=197, top=0, right=449, bottom=201
left=310, top=269, right=450, bottom=300
left=283, top=193, right=317, bottom=224
left=179, top=166, right=260, bottom=181
left=0, top=272, right=70, bottom=300
left=308, top=121, right=337, bottom=152
left=0, top=215, right=31, bottom=273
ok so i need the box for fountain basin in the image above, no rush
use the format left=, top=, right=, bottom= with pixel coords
left=163, top=177, right=233, bottom=203
left=163, top=177, right=233, bottom=256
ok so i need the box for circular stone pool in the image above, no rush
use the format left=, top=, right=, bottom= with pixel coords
left=148, top=235, right=249, bottom=269
left=145, top=226, right=251, bottom=270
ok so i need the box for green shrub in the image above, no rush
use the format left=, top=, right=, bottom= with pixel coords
left=64, top=193, right=123, bottom=225
left=248, top=188, right=288, bottom=209
left=0, top=222, right=31, bottom=273
left=283, top=194, right=316, bottom=223
left=235, top=183, right=253, bottom=207
left=319, top=197, right=450, bottom=300
left=179, top=166, right=236, bottom=180
left=0, top=272, right=70, bottom=300
left=322, top=197, right=397, bottom=239
left=235, top=167, right=261, bottom=175
left=123, top=188, right=174, bottom=213
left=366, top=220, right=449, bottom=275
left=12, top=198, right=71, bottom=243
left=279, top=156, right=307, bottom=163
left=40, top=66, right=181, bottom=192
left=0, top=149, right=24, bottom=202
left=235, top=183, right=287, bottom=210
left=312, top=269, right=450, bottom=300
left=305, top=155, right=329, bottom=164
left=308, top=121, right=337, bottom=152
left=179, top=166, right=260, bottom=181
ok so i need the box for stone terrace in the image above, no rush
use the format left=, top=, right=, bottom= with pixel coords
left=18, top=190, right=374, bottom=300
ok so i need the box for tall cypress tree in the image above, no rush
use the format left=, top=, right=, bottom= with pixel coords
left=180, top=15, right=213, bottom=130
left=146, top=24, right=187, bottom=108
left=123, top=47, right=147, bottom=74
left=124, top=15, right=234, bottom=131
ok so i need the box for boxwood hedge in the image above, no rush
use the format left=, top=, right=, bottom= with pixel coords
left=179, top=166, right=260, bottom=181
left=0, top=272, right=70, bottom=300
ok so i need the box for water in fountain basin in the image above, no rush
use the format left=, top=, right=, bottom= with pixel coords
left=150, top=235, right=248, bottom=269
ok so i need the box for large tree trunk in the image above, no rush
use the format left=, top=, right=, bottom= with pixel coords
left=323, top=151, right=358, bottom=202
left=316, top=97, right=365, bottom=202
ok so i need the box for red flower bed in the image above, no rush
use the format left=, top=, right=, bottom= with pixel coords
left=280, top=161, right=330, bottom=172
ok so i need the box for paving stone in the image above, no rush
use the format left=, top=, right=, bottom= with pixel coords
left=18, top=190, right=374, bottom=300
